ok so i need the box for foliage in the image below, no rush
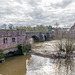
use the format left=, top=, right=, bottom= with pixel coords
left=0, top=50, right=4, bottom=59
left=17, top=45, right=23, bottom=54
left=1, top=24, right=7, bottom=29
left=8, top=24, right=13, bottom=29
left=56, top=40, right=64, bottom=54
left=17, top=44, right=31, bottom=53
left=56, top=39, right=75, bottom=55
left=23, top=43, right=31, bottom=52
left=46, top=25, right=53, bottom=31
left=65, top=39, right=75, bottom=54
left=13, top=25, right=53, bottom=32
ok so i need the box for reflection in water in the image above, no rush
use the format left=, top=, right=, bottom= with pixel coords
left=55, top=58, right=75, bottom=75
left=26, top=55, right=75, bottom=75
left=26, top=55, right=57, bottom=75
left=0, top=55, right=31, bottom=75
left=0, top=54, right=75, bottom=75
left=0, top=40, right=75, bottom=75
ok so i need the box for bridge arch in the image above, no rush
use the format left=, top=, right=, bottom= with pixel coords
left=44, top=35, right=47, bottom=40
left=32, top=35, right=39, bottom=42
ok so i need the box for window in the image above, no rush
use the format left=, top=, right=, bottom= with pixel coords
left=3, top=38, right=7, bottom=44
left=12, top=38, right=15, bottom=43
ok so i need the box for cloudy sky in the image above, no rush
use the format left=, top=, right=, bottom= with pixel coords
left=0, top=0, right=75, bottom=27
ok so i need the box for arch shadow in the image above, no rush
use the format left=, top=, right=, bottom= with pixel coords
left=32, top=35, right=39, bottom=42
left=44, top=35, right=47, bottom=41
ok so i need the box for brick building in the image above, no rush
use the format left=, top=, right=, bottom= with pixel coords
left=69, top=23, right=75, bottom=38
left=0, top=30, right=26, bottom=54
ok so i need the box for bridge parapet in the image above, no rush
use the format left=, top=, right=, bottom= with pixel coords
left=26, top=32, right=51, bottom=42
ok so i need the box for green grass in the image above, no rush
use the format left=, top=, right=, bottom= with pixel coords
left=0, top=46, right=17, bottom=51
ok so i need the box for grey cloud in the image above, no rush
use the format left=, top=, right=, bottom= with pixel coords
left=0, top=0, right=75, bottom=27
left=15, top=0, right=23, bottom=4
left=29, top=9, right=45, bottom=19
left=51, top=0, right=75, bottom=9
left=25, top=0, right=42, bottom=7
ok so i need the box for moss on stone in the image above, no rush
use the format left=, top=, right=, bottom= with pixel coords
left=1, top=46, right=17, bottom=51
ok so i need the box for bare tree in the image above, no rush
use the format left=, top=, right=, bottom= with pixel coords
left=8, top=24, right=13, bottom=29
left=1, top=24, right=7, bottom=29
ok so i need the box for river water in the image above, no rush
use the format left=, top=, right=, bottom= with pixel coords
left=0, top=41, right=75, bottom=75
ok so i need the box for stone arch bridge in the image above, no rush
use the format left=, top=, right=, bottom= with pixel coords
left=26, top=32, right=51, bottom=42
left=0, top=30, right=52, bottom=54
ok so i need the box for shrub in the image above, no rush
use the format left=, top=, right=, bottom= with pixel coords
left=0, top=50, right=4, bottom=59
left=17, top=44, right=31, bottom=53
left=17, top=45, right=23, bottom=54
left=56, top=39, right=75, bottom=55
left=56, top=40, right=64, bottom=54
left=23, top=43, right=31, bottom=53
left=65, top=39, right=75, bottom=54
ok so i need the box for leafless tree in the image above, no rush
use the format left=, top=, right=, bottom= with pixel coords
left=1, top=24, right=7, bottom=29
left=8, top=24, right=13, bottom=29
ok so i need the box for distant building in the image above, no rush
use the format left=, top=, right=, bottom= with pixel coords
left=69, top=23, right=75, bottom=37
left=53, top=27, right=69, bottom=39
left=61, top=28, right=69, bottom=33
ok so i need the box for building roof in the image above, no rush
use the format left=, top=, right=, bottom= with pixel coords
left=70, top=23, right=75, bottom=31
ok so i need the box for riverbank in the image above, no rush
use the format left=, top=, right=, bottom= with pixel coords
left=30, top=51, right=75, bottom=59
left=31, top=40, right=75, bottom=59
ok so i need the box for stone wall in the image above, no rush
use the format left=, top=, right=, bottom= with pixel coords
left=0, top=30, right=26, bottom=51
left=0, top=30, right=51, bottom=54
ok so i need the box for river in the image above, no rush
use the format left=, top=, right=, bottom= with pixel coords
left=0, top=40, right=75, bottom=75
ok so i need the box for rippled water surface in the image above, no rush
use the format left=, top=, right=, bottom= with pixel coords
left=0, top=55, right=75, bottom=75
left=0, top=41, right=75, bottom=75
left=26, top=55, right=75, bottom=75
